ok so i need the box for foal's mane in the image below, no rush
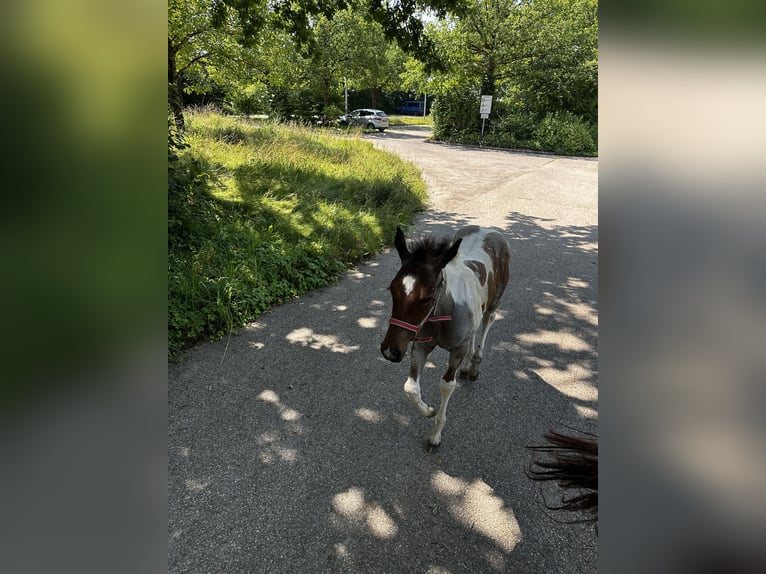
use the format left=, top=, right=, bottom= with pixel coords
left=406, top=235, right=453, bottom=262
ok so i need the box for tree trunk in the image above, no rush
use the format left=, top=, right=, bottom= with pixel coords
left=480, top=57, right=496, bottom=97
left=168, top=41, right=185, bottom=131
left=321, top=78, right=329, bottom=108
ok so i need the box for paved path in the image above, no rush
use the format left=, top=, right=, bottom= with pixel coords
left=169, top=126, right=598, bottom=573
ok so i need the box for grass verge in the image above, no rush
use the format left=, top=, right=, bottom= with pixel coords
left=168, top=110, right=427, bottom=359
left=388, top=114, right=433, bottom=127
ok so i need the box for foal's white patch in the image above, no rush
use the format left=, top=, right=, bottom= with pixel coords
left=402, top=275, right=416, bottom=295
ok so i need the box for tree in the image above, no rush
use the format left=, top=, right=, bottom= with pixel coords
left=168, top=0, right=469, bottom=130
left=513, top=0, right=598, bottom=122
left=300, top=9, right=409, bottom=112
left=425, top=0, right=596, bottom=118
left=346, top=17, right=406, bottom=108
left=168, top=0, right=251, bottom=129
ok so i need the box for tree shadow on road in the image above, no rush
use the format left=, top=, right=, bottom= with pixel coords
left=168, top=212, right=598, bottom=573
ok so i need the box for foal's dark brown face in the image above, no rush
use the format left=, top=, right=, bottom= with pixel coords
left=380, top=227, right=461, bottom=363
left=380, top=267, right=441, bottom=362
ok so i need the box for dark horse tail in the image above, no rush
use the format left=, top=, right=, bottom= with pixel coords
left=527, top=430, right=598, bottom=527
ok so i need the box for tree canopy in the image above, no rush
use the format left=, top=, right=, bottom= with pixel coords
left=168, top=0, right=469, bottom=128
left=168, top=0, right=598, bottom=147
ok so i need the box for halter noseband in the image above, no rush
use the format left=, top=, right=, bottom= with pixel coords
left=387, top=271, right=451, bottom=343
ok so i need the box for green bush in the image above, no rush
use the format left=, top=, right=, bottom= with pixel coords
left=322, top=104, right=343, bottom=119
left=429, top=89, right=596, bottom=156
left=533, top=111, right=596, bottom=156
left=431, top=92, right=481, bottom=140
left=231, top=82, right=270, bottom=115
left=493, top=111, right=538, bottom=143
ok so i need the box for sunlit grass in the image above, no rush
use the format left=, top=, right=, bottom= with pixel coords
left=168, top=109, right=427, bottom=358
left=388, top=114, right=433, bottom=127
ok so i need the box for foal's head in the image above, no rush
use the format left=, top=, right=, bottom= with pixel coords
left=380, top=227, right=461, bottom=362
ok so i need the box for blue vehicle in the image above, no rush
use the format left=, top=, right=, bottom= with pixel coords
left=397, top=100, right=427, bottom=115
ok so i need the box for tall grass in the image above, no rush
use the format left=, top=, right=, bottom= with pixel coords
left=169, top=109, right=427, bottom=358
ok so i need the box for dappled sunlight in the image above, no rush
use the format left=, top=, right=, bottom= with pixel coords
left=534, top=305, right=556, bottom=316
left=248, top=341, right=265, bottom=350
left=281, top=408, right=301, bottom=421
left=559, top=234, right=598, bottom=253
left=185, top=479, right=209, bottom=493
left=257, top=389, right=280, bottom=403
left=354, top=407, right=384, bottom=423
left=285, top=327, right=360, bottom=353
left=483, top=550, right=506, bottom=571
left=565, top=276, right=590, bottom=289
left=392, top=413, right=411, bottom=427
left=256, top=389, right=304, bottom=423
left=575, top=404, right=599, bottom=419
left=256, top=389, right=303, bottom=440
left=349, top=271, right=372, bottom=281
left=531, top=366, right=598, bottom=402
left=357, top=317, right=379, bottom=329
left=517, top=329, right=592, bottom=352
left=334, top=305, right=348, bottom=311
left=431, top=471, right=521, bottom=554
left=331, top=487, right=398, bottom=540
left=333, top=542, right=351, bottom=563
left=539, top=292, right=598, bottom=327
left=256, top=432, right=298, bottom=464
left=492, top=341, right=524, bottom=354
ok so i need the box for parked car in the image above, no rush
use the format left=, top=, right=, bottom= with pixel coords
left=397, top=100, right=427, bottom=115
left=338, top=109, right=389, bottom=132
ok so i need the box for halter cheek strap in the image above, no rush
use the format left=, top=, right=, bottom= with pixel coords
left=412, top=314, right=451, bottom=343
left=387, top=317, right=423, bottom=333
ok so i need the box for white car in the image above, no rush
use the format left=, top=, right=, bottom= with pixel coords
left=338, top=109, right=389, bottom=132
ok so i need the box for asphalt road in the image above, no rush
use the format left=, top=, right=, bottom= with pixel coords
left=168, top=126, right=599, bottom=573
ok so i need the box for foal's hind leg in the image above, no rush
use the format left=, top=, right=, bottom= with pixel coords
left=460, top=311, right=497, bottom=381
left=404, top=343, right=436, bottom=418
left=430, top=346, right=469, bottom=446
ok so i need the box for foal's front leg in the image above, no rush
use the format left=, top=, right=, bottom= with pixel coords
left=462, top=311, right=497, bottom=381
left=430, top=345, right=469, bottom=446
left=404, top=343, right=436, bottom=418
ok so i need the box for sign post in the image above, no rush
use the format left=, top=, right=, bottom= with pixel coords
left=479, top=95, right=492, bottom=137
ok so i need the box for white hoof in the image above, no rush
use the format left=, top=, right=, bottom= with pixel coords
left=425, top=406, right=436, bottom=418
left=429, top=433, right=442, bottom=446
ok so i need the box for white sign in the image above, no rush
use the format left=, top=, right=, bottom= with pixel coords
left=481, top=113, right=489, bottom=119
left=479, top=95, right=493, bottom=115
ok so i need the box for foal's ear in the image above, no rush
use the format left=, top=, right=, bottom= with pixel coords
left=394, top=226, right=410, bottom=261
left=439, top=238, right=462, bottom=269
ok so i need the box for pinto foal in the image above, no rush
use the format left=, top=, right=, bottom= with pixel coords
left=380, top=226, right=511, bottom=446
